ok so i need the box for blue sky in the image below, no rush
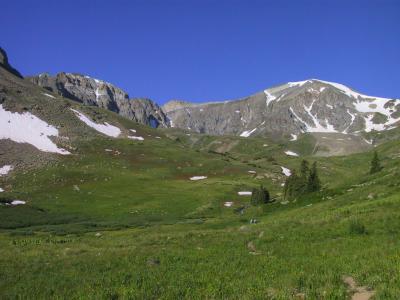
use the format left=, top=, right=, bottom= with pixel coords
left=2, top=0, right=399, bottom=104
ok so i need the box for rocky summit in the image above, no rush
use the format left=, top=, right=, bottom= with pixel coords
left=29, top=72, right=169, bottom=128
left=164, top=79, right=400, bottom=138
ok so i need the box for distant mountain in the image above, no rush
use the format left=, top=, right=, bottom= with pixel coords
left=28, top=72, right=169, bottom=128
left=3, top=46, right=399, bottom=140
left=164, top=79, right=400, bottom=138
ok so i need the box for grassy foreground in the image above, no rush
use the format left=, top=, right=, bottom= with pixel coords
left=1, top=127, right=400, bottom=299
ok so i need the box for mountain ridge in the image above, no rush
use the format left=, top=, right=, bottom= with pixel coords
left=28, top=72, right=169, bottom=129
left=2, top=47, right=398, bottom=139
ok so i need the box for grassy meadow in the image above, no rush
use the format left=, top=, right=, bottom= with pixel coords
left=1, top=122, right=400, bottom=299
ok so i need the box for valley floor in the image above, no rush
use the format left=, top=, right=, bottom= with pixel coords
left=1, top=130, right=400, bottom=299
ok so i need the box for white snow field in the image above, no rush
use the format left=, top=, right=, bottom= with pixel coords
left=0, top=105, right=70, bottom=154
left=71, top=109, right=121, bottom=137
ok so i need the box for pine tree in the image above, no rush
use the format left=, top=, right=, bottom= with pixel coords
left=299, top=159, right=310, bottom=193
left=300, top=159, right=310, bottom=179
left=260, top=185, right=270, bottom=204
left=251, top=185, right=270, bottom=205
left=283, top=170, right=301, bottom=200
left=250, top=187, right=260, bottom=206
left=307, top=162, right=321, bottom=192
left=370, top=151, right=382, bottom=174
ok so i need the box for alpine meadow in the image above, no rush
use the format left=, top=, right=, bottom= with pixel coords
left=1, top=1, right=400, bottom=299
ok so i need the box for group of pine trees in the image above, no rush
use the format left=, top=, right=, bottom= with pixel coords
left=249, top=151, right=382, bottom=206
left=283, top=160, right=321, bottom=200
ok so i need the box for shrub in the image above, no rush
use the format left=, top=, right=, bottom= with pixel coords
left=349, top=219, right=367, bottom=235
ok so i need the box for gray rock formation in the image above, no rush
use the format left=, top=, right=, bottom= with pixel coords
left=29, top=72, right=169, bottom=128
left=164, top=79, right=400, bottom=137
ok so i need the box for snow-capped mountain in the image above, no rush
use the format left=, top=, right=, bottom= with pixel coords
left=164, top=79, right=400, bottom=137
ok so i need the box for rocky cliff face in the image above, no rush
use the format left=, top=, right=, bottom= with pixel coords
left=164, top=79, right=400, bottom=137
left=29, top=73, right=169, bottom=128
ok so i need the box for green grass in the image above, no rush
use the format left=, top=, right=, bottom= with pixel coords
left=1, top=126, right=400, bottom=299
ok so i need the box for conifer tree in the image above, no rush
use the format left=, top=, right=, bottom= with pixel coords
left=250, top=187, right=260, bottom=206
left=300, top=159, right=310, bottom=179
left=251, top=185, right=270, bottom=205
left=370, top=151, right=382, bottom=174
left=260, top=185, right=270, bottom=204
left=284, top=170, right=301, bottom=200
left=307, top=162, right=321, bottom=192
left=299, top=159, right=310, bottom=192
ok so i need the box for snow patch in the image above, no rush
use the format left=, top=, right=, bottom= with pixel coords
left=0, top=165, right=13, bottom=176
left=281, top=166, right=291, bottom=176
left=43, top=93, right=56, bottom=99
left=285, top=150, right=299, bottom=157
left=11, top=200, right=25, bottom=206
left=316, top=79, right=389, bottom=101
left=354, top=98, right=400, bottom=132
left=128, top=136, right=144, bottom=141
left=264, top=90, right=277, bottom=106
left=344, top=109, right=356, bottom=133
left=224, top=201, right=233, bottom=207
left=190, top=176, right=207, bottom=181
left=287, top=80, right=312, bottom=88
left=290, top=134, right=298, bottom=141
left=303, top=100, right=338, bottom=133
left=71, top=109, right=121, bottom=137
left=0, top=105, right=70, bottom=154
left=238, top=191, right=252, bottom=196
left=240, top=127, right=257, bottom=137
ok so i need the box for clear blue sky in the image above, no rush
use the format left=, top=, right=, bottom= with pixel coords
left=2, top=0, right=399, bottom=103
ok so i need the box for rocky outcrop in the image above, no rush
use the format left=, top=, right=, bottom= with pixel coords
left=162, top=100, right=196, bottom=113
left=0, top=47, right=23, bottom=78
left=165, top=79, right=400, bottom=137
left=29, top=72, right=169, bottom=128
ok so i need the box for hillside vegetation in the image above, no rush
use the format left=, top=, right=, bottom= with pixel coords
left=1, top=118, right=400, bottom=298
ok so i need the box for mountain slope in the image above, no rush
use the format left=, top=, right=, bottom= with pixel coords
left=28, top=72, right=169, bottom=128
left=165, top=79, right=400, bottom=138
left=0, top=47, right=23, bottom=79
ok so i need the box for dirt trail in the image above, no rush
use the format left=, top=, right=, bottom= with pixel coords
left=343, top=276, right=375, bottom=300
